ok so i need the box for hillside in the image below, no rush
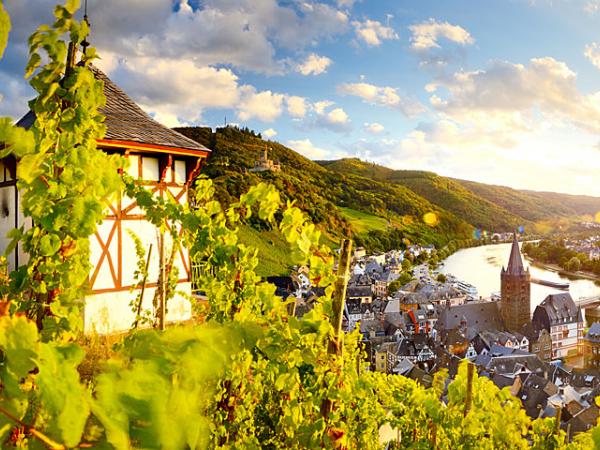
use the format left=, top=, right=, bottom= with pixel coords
left=320, top=158, right=600, bottom=231
left=175, top=127, right=474, bottom=274
left=319, top=159, right=525, bottom=231
left=175, top=127, right=600, bottom=276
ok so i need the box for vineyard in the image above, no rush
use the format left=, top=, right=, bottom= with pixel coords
left=0, top=1, right=599, bottom=449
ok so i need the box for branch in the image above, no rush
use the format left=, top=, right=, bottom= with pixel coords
left=0, top=405, right=65, bottom=449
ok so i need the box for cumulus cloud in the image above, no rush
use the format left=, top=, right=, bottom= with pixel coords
left=337, top=82, right=425, bottom=116
left=296, top=53, right=332, bottom=76
left=308, top=101, right=352, bottom=132
left=0, top=0, right=351, bottom=121
left=428, top=57, right=600, bottom=135
left=585, top=42, right=600, bottom=70
left=286, top=96, right=308, bottom=118
left=352, top=19, right=398, bottom=46
left=585, top=1, right=600, bottom=14
left=287, top=138, right=329, bottom=159
left=87, top=0, right=350, bottom=75
left=337, top=0, right=357, bottom=8
left=263, top=128, right=277, bottom=138
left=237, top=86, right=284, bottom=122
left=409, top=19, right=474, bottom=51
left=106, top=57, right=240, bottom=123
left=364, top=122, right=385, bottom=134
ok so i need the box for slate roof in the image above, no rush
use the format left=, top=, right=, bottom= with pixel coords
left=502, top=233, right=527, bottom=276
left=17, top=65, right=210, bottom=154
left=436, top=301, right=504, bottom=334
left=535, top=293, right=581, bottom=326
left=584, top=322, right=600, bottom=343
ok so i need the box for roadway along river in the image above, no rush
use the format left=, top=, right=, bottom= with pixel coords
left=439, top=242, right=600, bottom=313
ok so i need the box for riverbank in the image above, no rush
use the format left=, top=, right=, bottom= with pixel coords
left=525, top=257, right=600, bottom=283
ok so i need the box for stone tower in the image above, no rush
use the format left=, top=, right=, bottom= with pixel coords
left=500, top=233, right=531, bottom=331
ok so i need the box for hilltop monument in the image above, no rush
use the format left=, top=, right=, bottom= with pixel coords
left=250, top=147, right=281, bottom=172
left=500, top=233, right=531, bottom=331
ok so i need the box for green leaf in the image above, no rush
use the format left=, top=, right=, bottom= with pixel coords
left=0, top=1, right=10, bottom=59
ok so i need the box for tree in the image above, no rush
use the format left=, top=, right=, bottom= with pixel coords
left=437, top=273, right=447, bottom=283
left=567, top=256, right=581, bottom=272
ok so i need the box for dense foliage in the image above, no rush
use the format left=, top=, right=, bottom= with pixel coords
left=523, top=240, right=600, bottom=276
left=176, top=126, right=474, bottom=271
left=0, top=3, right=600, bottom=449
left=321, top=158, right=600, bottom=232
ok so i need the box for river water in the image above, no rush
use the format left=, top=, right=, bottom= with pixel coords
left=439, top=242, right=600, bottom=312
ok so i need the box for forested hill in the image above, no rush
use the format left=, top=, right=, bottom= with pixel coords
left=320, top=158, right=600, bottom=230
left=174, top=126, right=600, bottom=274
left=175, top=126, right=473, bottom=273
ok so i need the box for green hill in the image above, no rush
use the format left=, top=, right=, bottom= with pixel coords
left=174, top=127, right=600, bottom=276
left=175, top=127, right=473, bottom=275
left=321, top=158, right=600, bottom=232
left=320, top=159, right=524, bottom=231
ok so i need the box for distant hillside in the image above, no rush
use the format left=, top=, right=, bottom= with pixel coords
left=175, top=127, right=600, bottom=275
left=319, top=159, right=525, bottom=231
left=320, top=158, right=600, bottom=231
left=175, top=127, right=473, bottom=274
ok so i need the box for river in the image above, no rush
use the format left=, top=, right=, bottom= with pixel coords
left=439, top=242, right=600, bottom=312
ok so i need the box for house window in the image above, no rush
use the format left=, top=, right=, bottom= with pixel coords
left=126, top=154, right=140, bottom=178
left=142, top=156, right=160, bottom=181
left=174, top=160, right=187, bottom=184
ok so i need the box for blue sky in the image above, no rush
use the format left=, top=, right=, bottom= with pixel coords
left=3, top=0, right=600, bottom=195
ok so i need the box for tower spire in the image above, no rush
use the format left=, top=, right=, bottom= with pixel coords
left=506, top=231, right=525, bottom=275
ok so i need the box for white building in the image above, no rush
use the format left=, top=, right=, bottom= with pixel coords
left=532, top=293, right=583, bottom=359
left=5, top=66, right=211, bottom=333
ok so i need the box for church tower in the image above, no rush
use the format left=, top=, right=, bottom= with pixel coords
left=500, top=233, right=531, bottom=331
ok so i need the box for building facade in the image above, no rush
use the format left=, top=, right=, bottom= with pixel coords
left=583, top=322, right=600, bottom=368
left=532, top=293, right=583, bottom=359
left=500, top=234, right=531, bottom=332
left=5, top=66, right=211, bottom=333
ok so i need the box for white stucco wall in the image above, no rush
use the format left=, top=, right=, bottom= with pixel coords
left=83, top=282, right=193, bottom=334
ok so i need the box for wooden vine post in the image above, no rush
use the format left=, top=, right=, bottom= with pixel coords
left=159, top=231, right=166, bottom=331
left=464, top=362, right=474, bottom=417
left=321, top=239, right=352, bottom=421
left=329, top=239, right=352, bottom=358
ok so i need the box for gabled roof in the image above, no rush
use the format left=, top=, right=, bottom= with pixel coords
left=535, top=293, right=580, bottom=325
left=436, top=301, right=504, bottom=334
left=17, top=65, right=210, bottom=155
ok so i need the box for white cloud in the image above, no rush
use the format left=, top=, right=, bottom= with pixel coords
left=352, top=19, right=398, bottom=46
left=88, top=0, right=350, bottom=75
left=409, top=19, right=474, bottom=51
left=585, top=1, right=600, bottom=14
left=364, top=122, right=385, bottom=134
left=237, top=86, right=284, bottom=122
left=296, top=53, right=332, bottom=76
left=429, top=57, right=600, bottom=134
left=585, top=42, right=600, bottom=70
left=337, top=0, right=356, bottom=8
left=309, top=101, right=352, bottom=132
left=313, top=100, right=335, bottom=115
left=327, top=107, right=349, bottom=124
left=263, top=128, right=277, bottom=138
left=286, top=96, right=308, bottom=118
left=287, top=138, right=329, bottom=159
left=337, top=82, right=425, bottom=116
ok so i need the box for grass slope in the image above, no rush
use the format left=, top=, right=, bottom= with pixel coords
left=338, top=207, right=389, bottom=234
left=321, top=158, right=600, bottom=232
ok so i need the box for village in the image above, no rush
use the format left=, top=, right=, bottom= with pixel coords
left=270, top=236, right=600, bottom=439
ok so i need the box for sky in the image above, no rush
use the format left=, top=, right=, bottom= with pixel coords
left=2, top=1, right=600, bottom=196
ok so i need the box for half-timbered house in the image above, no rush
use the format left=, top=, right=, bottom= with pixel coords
left=2, top=66, right=211, bottom=333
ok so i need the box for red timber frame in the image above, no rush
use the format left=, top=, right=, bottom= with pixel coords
left=89, top=140, right=209, bottom=294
